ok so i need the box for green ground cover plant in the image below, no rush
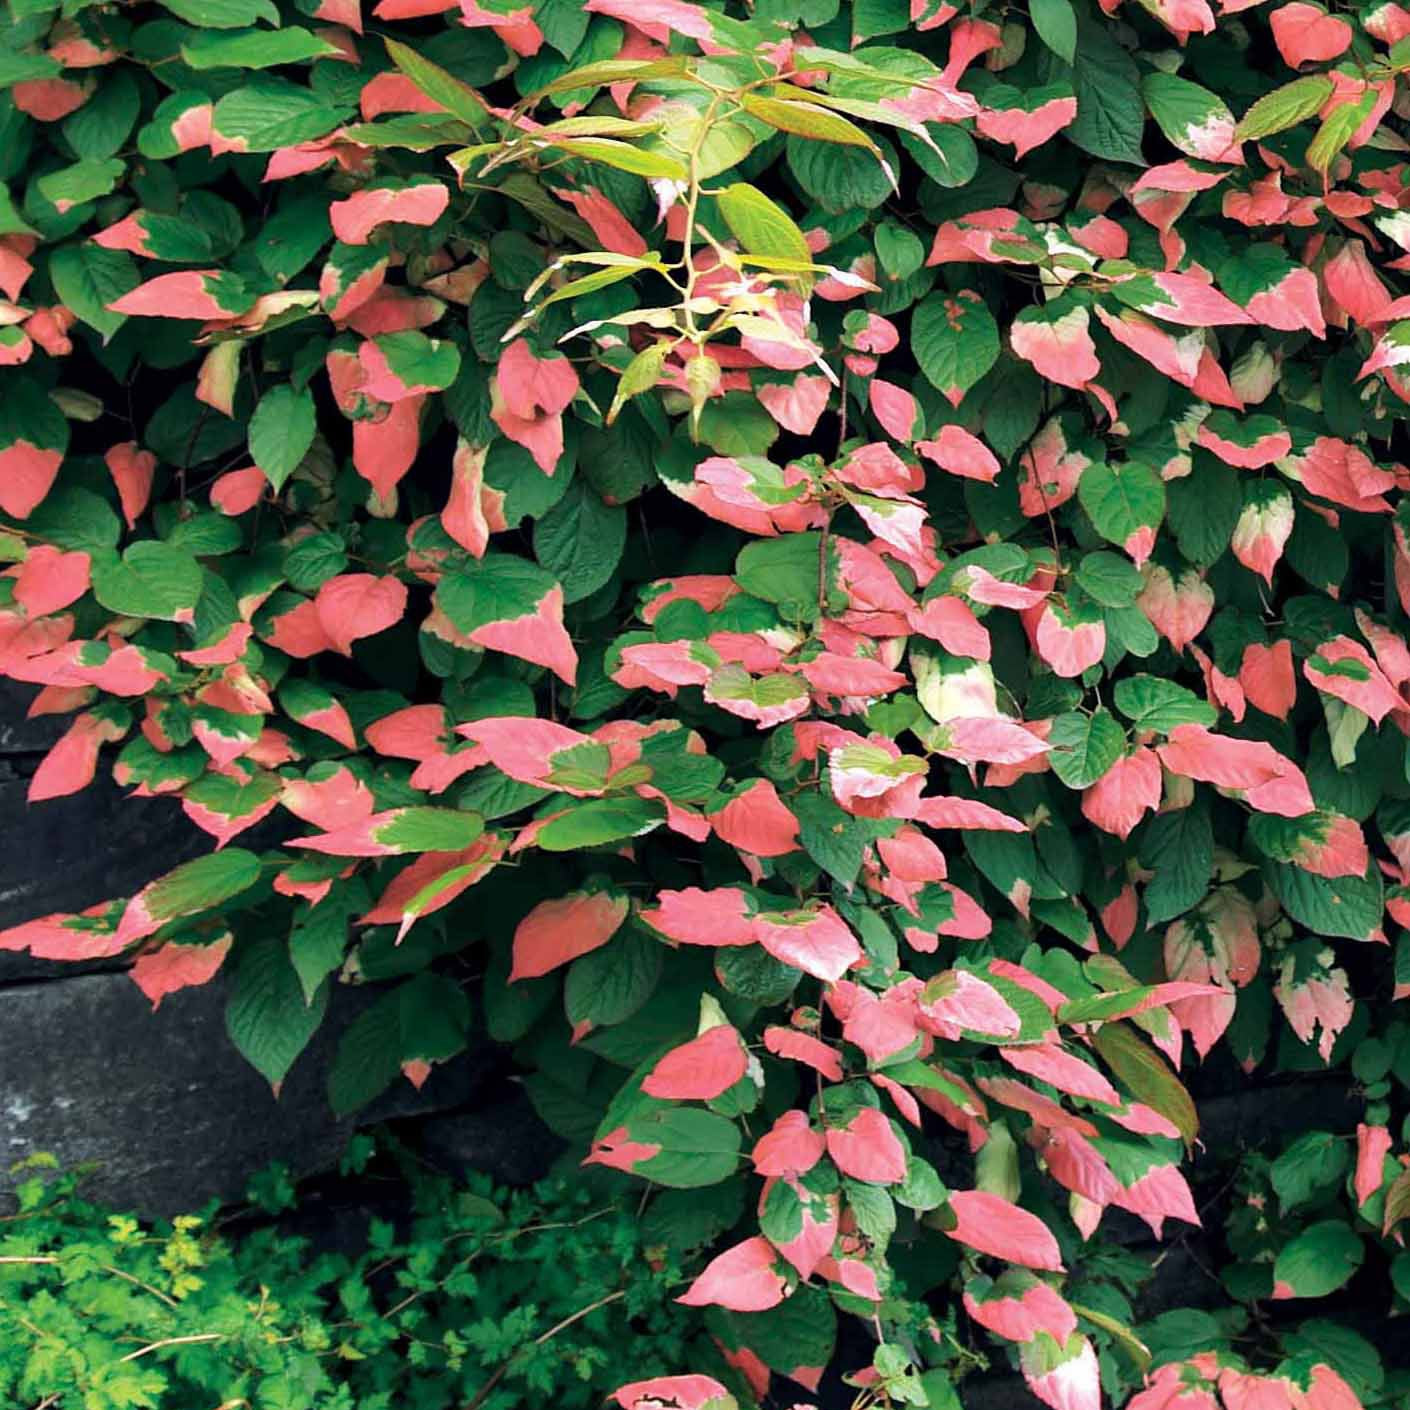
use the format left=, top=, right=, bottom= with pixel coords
left=0, top=1150, right=703, bottom=1409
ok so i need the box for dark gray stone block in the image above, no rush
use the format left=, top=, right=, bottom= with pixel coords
left=411, top=1087, right=565, bottom=1187
left=0, top=968, right=490, bottom=1216
left=0, top=679, right=67, bottom=755
left=0, top=763, right=210, bottom=982
left=0, top=969, right=349, bottom=1214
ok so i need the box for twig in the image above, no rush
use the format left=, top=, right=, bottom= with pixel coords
left=460, top=1290, right=626, bottom=1410
left=120, top=1332, right=225, bottom=1363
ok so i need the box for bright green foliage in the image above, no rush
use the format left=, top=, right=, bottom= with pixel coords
left=0, top=1152, right=704, bottom=1410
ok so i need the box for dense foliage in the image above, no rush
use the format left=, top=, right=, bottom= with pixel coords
left=3, top=0, right=1410, bottom=1402
left=0, top=1151, right=704, bottom=1408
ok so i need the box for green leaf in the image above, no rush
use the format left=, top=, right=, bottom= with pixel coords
left=792, top=788, right=875, bottom=889
left=48, top=243, right=138, bottom=341
left=437, top=553, right=559, bottom=633
left=1270, top=1130, right=1351, bottom=1212
left=159, top=0, right=279, bottom=26
left=1048, top=709, right=1125, bottom=790
left=1263, top=860, right=1385, bottom=943
left=545, top=137, right=688, bottom=180
left=532, top=480, right=626, bottom=605
left=1141, top=802, right=1212, bottom=923
left=608, top=340, right=673, bottom=425
left=912, top=290, right=1000, bottom=406
left=249, top=385, right=316, bottom=492
left=375, top=807, right=484, bottom=853
left=529, top=56, right=689, bottom=99
left=875, top=222, right=925, bottom=281
left=1063, top=18, right=1145, bottom=165
left=627, top=1107, right=743, bottom=1188
left=36, top=159, right=125, bottom=212
left=1142, top=73, right=1235, bottom=160
left=138, top=849, right=262, bottom=927
left=899, top=123, right=978, bottom=188
left=735, top=532, right=823, bottom=622
left=1235, top=75, right=1334, bottom=141
left=745, top=91, right=889, bottom=162
left=1091, top=1022, right=1198, bottom=1144
left=328, top=975, right=469, bottom=1114
left=1272, top=1221, right=1363, bottom=1299
left=28, top=489, right=121, bottom=554
left=181, top=25, right=338, bottom=68
left=1167, top=457, right=1242, bottom=566
left=718, top=1284, right=837, bottom=1378
left=1112, top=676, right=1216, bottom=733
left=717, top=181, right=813, bottom=294
left=226, top=935, right=329, bottom=1090
left=384, top=36, right=490, bottom=130
left=1077, top=460, right=1165, bottom=558
left=696, top=393, right=780, bottom=457
left=284, top=531, right=348, bottom=590
left=564, top=927, right=663, bottom=1028
left=210, top=82, right=343, bottom=152
left=852, top=0, right=908, bottom=41
left=92, top=542, right=203, bottom=621
left=1307, top=91, right=1377, bottom=176
left=1031, top=0, right=1077, bottom=62
left=63, top=71, right=140, bottom=160
left=372, top=331, right=461, bottom=394
left=535, top=797, right=667, bottom=851
left=1075, top=550, right=1143, bottom=608
left=289, top=885, right=361, bottom=1005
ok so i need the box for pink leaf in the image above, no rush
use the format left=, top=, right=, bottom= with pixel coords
left=614, top=1377, right=735, bottom=1410
left=107, top=270, right=250, bottom=320
left=129, top=936, right=232, bottom=1010
left=753, top=1109, right=826, bottom=1176
left=757, top=374, right=831, bottom=435
left=464, top=582, right=578, bottom=686
left=999, top=1042, right=1119, bottom=1104
left=677, top=1236, right=788, bottom=1312
left=642, top=1024, right=748, bottom=1100
left=511, top=890, right=628, bottom=980
left=559, top=187, right=648, bottom=257
left=329, top=181, right=449, bottom=245
left=976, top=96, right=1078, bottom=159
left=710, top=778, right=799, bottom=857
left=1021, top=1335, right=1101, bottom=1410
left=1036, top=603, right=1106, bottom=677
left=1355, top=1123, right=1392, bottom=1205
left=497, top=338, right=580, bottom=420
left=825, top=1106, right=908, bottom=1183
left=0, top=441, right=64, bottom=520
left=1081, top=748, right=1162, bottom=840
left=28, top=712, right=125, bottom=802
left=360, top=835, right=505, bottom=942
left=917, top=425, right=1001, bottom=483
left=869, top=379, right=921, bottom=441
left=314, top=573, right=408, bottom=655
left=754, top=906, right=862, bottom=982
left=964, top=1272, right=1078, bottom=1346
left=1270, top=2, right=1352, bottom=64
left=945, top=1189, right=1065, bottom=1270
left=763, top=1025, right=845, bottom=1080
left=640, top=886, right=758, bottom=946
left=12, top=545, right=89, bottom=618
left=1010, top=305, right=1100, bottom=389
